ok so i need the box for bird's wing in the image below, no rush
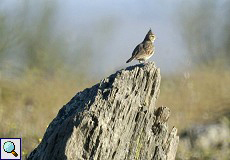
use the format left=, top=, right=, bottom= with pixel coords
left=131, top=43, right=145, bottom=57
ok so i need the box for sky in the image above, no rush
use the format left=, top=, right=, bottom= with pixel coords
left=55, top=0, right=190, bottom=76
left=0, top=0, right=193, bottom=77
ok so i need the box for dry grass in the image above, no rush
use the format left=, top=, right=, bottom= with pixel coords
left=0, top=70, right=93, bottom=157
left=157, top=67, right=230, bottom=159
left=157, top=67, right=230, bottom=131
left=0, top=67, right=230, bottom=158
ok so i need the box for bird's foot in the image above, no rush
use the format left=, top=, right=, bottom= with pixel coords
left=139, top=61, right=148, bottom=64
left=139, top=60, right=144, bottom=64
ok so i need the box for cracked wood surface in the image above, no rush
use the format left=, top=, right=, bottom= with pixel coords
left=27, top=62, right=179, bottom=160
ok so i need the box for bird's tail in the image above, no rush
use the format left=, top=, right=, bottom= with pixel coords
left=126, top=57, right=135, bottom=63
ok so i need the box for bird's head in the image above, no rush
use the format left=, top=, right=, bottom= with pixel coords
left=145, top=29, right=156, bottom=42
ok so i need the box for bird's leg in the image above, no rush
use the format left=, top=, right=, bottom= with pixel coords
left=139, top=60, right=147, bottom=64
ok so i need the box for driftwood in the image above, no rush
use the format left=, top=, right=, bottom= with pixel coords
left=28, top=62, right=179, bottom=160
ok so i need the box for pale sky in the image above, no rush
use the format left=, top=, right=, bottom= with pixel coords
left=0, top=0, right=205, bottom=77
left=54, top=0, right=190, bottom=76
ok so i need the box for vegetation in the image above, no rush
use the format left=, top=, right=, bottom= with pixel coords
left=0, top=1, right=230, bottom=159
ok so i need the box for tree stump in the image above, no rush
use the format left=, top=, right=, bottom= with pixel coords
left=28, top=62, right=179, bottom=160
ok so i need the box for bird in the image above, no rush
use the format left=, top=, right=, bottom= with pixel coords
left=126, top=29, right=156, bottom=63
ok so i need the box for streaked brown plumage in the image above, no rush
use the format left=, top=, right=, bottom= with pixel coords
left=126, top=29, right=156, bottom=63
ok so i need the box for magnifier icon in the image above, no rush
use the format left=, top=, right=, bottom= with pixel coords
left=3, top=141, right=18, bottom=157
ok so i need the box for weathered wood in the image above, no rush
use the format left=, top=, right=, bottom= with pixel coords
left=28, top=62, right=179, bottom=160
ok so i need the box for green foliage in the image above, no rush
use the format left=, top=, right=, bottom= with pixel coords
left=0, top=1, right=95, bottom=158
left=0, top=1, right=230, bottom=159
left=179, top=1, right=230, bottom=68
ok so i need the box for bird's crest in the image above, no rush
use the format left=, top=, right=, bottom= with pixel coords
left=147, top=28, right=154, bottom=36
left=144, top=28, right=155, bottom=41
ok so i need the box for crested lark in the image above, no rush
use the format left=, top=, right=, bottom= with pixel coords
left=126, top=29, right=156, bottom=63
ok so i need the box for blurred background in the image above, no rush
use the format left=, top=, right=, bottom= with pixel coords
left=0, top=0, right=230, bottom=159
